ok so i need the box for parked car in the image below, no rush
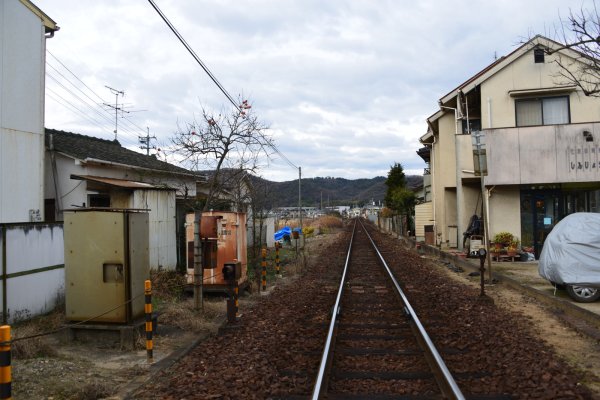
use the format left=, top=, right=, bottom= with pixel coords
left=538, top=212, right=600, bottom=303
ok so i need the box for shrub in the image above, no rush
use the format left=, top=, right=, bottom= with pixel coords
left=493, top=231, right=514, bottom=245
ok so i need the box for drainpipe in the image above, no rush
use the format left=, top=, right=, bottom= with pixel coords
left=487, top=98, right=493, bottom=128
left=440, top=104, right=464, bottom=251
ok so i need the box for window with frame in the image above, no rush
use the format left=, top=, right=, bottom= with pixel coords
left=515, top=96, right=570, bottom=127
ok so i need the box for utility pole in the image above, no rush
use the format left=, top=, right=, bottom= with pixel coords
left=298, top=167, right=304, bottom=248
left=139, top=127, right=157, bottom=156
left=472, top=130, right=492, bottom=283
left=320, top=191, right=323, bottom=211
left=104, top=86, right=127, bottom=140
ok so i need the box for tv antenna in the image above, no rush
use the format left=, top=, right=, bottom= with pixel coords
left=104, top=86, right=128, bottom=140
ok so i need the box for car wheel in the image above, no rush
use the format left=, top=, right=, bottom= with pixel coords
left=566, top=285, right=600, bottom=303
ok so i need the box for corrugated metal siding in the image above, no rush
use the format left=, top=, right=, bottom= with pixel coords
left=415, top=202, right=433, bottom=238
left=0, top=0, right=45, bottom=223
left=133, top=190, right=176, bottom=270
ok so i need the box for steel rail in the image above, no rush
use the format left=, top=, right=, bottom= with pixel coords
left=310, top=219, right=357, bottom=400
left=359, top=218, right=465, bottom=400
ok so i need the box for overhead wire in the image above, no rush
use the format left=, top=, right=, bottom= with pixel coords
left=45, top=58, right=148, bottom=149
left=146, top=0, right=299, bottom=171
left=46, top=51, right=153, bottom=148
left=47, top=50, right=106, bottom=103
left=46, top=88, right=115, bottom=133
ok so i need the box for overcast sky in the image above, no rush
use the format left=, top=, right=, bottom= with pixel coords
left=37, top=0, right=588, bottom=181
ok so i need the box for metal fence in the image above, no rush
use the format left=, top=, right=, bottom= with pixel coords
left=0, top=222, right=64, bottom=323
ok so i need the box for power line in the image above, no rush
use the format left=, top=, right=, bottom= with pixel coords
left=46, top=88, right=141, bottom=149
left=46, top=52, right=150, bottom=144
left=146, top=1, right=298, bottom=170
left=46, top=72, right=142, bottom=146
left=46, top=89, right=112, bottom=133
left=47, top=50, right=106, bottom=104
left=147, top=0, right=240, bottom=113
left=46, top=51, right=144, bottom=145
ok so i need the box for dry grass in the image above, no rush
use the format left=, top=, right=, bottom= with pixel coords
left=151, top=269, right=187, bottom=302
left=158, top=298, right=225, bottom=333
left=310, top=215, right=344, bottom=230
left=278, top=215, right=344, bottom=232
left=11, top=310, right=64, bottom=359
left=78, top=381, right=115, bottom=400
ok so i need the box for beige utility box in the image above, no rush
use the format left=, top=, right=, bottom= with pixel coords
left=64, top=209, right=149, bottom=323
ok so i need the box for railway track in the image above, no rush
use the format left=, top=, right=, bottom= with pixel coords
left=133, top=219, right=597, bottom=399
left=312, top=219, right=464, bottom=399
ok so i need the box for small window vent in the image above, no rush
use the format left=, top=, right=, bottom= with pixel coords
left=534, top=48, right=545, bottom=63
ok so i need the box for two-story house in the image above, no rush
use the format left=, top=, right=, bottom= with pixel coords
left=417, top=35, right=600, bottom=257
left=0, top=0, right=58, bottom=223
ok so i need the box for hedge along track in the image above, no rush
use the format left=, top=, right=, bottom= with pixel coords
left=311, top=218, right=464, bottom=400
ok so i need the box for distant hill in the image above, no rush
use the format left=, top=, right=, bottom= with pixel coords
left=250, top=175, right=423, bottom=208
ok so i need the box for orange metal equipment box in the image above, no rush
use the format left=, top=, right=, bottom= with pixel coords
left=185, top=211, right=248, bottom=290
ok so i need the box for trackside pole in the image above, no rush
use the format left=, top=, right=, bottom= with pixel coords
left=261, top=247, right=267, bottom=291
left=275, top=242, right=281, bottom=276
left=0, top=325, right=10, bottom=400
left=145, top=280, right=153, bottom=362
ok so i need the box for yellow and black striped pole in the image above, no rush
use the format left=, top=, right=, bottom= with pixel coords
left=0, top=325, right=10, bottom=400
left=144, top=280, right=153, bottom=362
left=275, top=242, right=281, bottom=276
left=261, top=247, right=267, bottom=291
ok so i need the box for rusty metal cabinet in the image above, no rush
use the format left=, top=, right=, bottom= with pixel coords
left=64, top=209, right=149, bottom=323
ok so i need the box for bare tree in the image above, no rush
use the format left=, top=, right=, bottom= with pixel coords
left=171, top=100, right=272, bottom=310
left=543, top=4, right=600, bottom=96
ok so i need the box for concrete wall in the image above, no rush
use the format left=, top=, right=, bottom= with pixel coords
left=485, top=122, right=600, bottom=185
left=0, top=0, right=47, bottom=223
left=0, top=223, right=64, bottom=322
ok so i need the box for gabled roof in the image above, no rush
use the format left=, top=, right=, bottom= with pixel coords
left=19, top=0, right=58, bottom=33
left=46, top=129, right=199, bottom=178
left=430, top=35, right=585, bottom=124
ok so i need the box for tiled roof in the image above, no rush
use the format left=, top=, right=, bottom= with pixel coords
left=45, top=129, right=197, bottom=177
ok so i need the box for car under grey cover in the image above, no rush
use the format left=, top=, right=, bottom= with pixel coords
left=539, top=212, right=600, bottom=288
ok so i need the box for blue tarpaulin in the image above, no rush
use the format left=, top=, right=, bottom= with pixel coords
left=274, top=226, right=291, bottom=241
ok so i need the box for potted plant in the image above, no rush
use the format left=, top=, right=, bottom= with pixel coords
left=507, top=239, right=519, bottom=257
left=493, top=231, right=514, bottom=248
